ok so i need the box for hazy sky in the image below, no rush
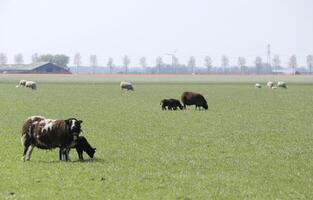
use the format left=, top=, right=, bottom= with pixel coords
left=1, top=0, right=312, bottom=67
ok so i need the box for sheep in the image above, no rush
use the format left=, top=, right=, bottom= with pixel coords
left=25, top=81, right=37, bottom=90
left=181, top=92, right=208, bottom=110
left=21, top=116, right=83, bottom=161
left=18, top=80, right=27, bottom=87
left=267, top=81, right=274, bottom=88
left=277, top=81, right=287, bottom=89
left=120, top=81, right=134, bottom=91
left=255, top=83, right=261, bottom=88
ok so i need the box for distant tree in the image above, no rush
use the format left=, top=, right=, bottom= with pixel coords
left=107, top=57, right=114, bottom=74
left=53, top=54, right=70, bottom=67
left=31, top=53, right=39, bottom=63
left=204, top=56, right=212, bottom=73
left=288, top=55, right=297, bottom=75
left=38, top=54, right=54, bottom=62
left=38, top=54, right=69, bottom=67
left=307, top=54, right=313, bottom=74
left=221, top=55, right=229, bottom=73
left=140, top=57, right=147, bottom=69
left=237, top=56, right=246, bottom=73
left=0, top=53, right=8, bottom=65
left=188, top=56, right=196, bottom=73
left=156, top=57, right=163, bottom=73
left=272, top=55, right=281, bottom=73
left=123, top=55, right=130, bottom=74
left=172, top=56, right=179, bottom=73
left=73, top=53, right=82, bottom=74
left=90, top=55, right=97, bottom=74
left=254, top=56, right=263, bottom=74
left=14, top=53, right=24, bottom=65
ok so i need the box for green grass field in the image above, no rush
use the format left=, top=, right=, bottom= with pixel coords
left=0, top=75, right=312, bottom=199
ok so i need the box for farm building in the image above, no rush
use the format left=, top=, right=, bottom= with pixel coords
left=0, top=62, right=71, bottom=74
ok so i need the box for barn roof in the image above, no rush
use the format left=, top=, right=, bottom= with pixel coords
left=0, top=62, right=68, bottom=71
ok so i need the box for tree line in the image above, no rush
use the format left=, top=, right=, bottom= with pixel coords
left=0, top=52, right=313, bottom=74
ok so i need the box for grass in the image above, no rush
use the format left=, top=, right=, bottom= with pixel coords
left=0, top=75, right=312, bottom=199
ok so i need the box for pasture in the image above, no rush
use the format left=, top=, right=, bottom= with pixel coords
left=0, top=74, right=312, bottom=199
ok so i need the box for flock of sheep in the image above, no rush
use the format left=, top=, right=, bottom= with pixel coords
left=16, top=80, right=37, bottom=90
left=255, top=81, right=287, bottom=89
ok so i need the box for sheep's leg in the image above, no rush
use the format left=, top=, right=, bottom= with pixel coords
left=64, top=148, right=71, bottom=161
left=24, top=145, right=34, bottom=161
left=59, top=148, right=63, bottom=160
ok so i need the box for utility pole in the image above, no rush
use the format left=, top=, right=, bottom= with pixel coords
left=165, top=50, right=177, bottom=74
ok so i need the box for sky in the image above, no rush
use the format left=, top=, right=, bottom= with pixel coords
left=0, top=0, right=313, bottom=67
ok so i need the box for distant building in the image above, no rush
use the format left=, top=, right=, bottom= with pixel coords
left=0, top=62, right=71, bottom=74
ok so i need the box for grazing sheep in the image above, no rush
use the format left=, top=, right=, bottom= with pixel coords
left=59, top=136, right=96, bottom=161
left=160, top=98, right=183, bottom=110
left=255, top=83, right=261, bottom=88
left=267, top=81, right=274, bottom=88
left=25, top=81, right=37, bottom=90
left=120, top=81, right=134, bottom=91
left=277, top=81, right=287, bottom=89
left=181, top=92, right=208, bottom=110
left=21, top=116, right=83, bottom=161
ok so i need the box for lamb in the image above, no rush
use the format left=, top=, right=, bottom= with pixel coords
left=25, top=81, right=37, bottom=90
left=59, top=136, right=96, bottom=161
left=160, top=98, right=183, bottom=110
left=120, top=81, right=134, bottom=91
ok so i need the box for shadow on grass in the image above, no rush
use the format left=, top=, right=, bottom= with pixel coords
left=33, top=157, right=108, bottom=164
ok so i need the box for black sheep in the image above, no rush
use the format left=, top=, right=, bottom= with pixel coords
left=181, top=91, right=208, bottom=110
left=160, top=98, right=183, bottom=110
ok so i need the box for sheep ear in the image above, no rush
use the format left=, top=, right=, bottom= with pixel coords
left=65, top=119, right=71, bottom=125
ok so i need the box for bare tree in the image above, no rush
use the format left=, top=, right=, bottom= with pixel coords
left=107, top=57, right=114, bottom=74
left=204, top=56, right=212, bottom=73
left=221, top=55, right=229, bottom=73
left=90, top=54, right=97, bottom=74
left=188, top=56, right=196, bottom=73
left=255, top=56, right=263, bottom=74
left=140, top=57, right=147, bottom=69
left=74, top=53, right=82, bottom=74
left=272, top=55, right=281, bottom=73
left=172, top=56, right=179, bottom=74
left=288, top=55, right=297, bottom=75
left=123, top=55, right=130, bottom=74
left=0, top=53, right=8, bottom=65
left=307, top=55, right=313, bottom=74
left=31, top=53, right=39, bottom=63
left=156, top=57, right=163, bottom=73
left=14, top=53, right=24, bottom=65
left=237, top=57, right=246, bottom=73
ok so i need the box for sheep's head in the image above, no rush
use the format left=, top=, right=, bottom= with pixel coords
left=65, top=118, right=83, bottom=135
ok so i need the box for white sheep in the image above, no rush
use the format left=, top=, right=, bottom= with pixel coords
left=120, top=81, right=134, bottom=91
left=18, top=80, right=27, bottom=87
left=267, top=81, right=274, bottom=88
left=25, top=81, right=37, bottom=90
left=255, top=83, right=261, bottom=88
left=277, top=81, right=287, bottom=89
